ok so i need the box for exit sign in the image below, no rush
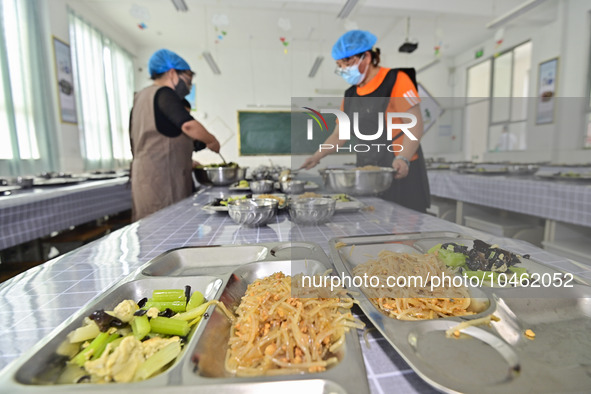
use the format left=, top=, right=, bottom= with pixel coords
left=475, top=49, right=484, bottom=59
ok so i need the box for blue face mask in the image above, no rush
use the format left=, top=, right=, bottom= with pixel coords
left=339, top=55, right=367, bottom=85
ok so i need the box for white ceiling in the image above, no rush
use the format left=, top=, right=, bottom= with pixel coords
left=71, top=0, right=558, bottom=64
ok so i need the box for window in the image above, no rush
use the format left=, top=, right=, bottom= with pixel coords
left=0, top=0, right=58, bottom=176
left=465, top=59, right=492, bottom=161
left=463, top=41, right=532, bottom=160
left=488, top=41, right=532, bottom=152
left=586, top=25, right=591, bottom=148
left=587, top=88, right=591, bottom=147
left=68, top=10, right=134, bottom=169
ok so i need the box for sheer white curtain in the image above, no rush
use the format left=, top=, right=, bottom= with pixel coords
left=68, top=10, right=133, bottom=170
left=0, top=0, right=58, bottom=176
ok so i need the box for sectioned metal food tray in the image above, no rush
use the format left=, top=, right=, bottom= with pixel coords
left=32, top=177, right=88, bottom=186
left=288, top=194, right=365, bottom=212
left=329, top=231, right=591, bottom=393
left=0, top=242, right=369, bottom=394
left=461, top=168, right=509, bottom=175
left=535, top=171, right=591, bottom=182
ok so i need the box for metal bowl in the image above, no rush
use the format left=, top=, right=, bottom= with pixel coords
left=228, top=198, right=278, bottom=226
left=289, top=197, right=336, bottom=225
left=507, top=164, right=540, bottom=175
left=16, top=176, right=34, bottom=189
left=280, top=180, right=305, bottom=194
left=323, top=167, right=395, bottom=195
left=450, top=162, right=476, bottom=171
left=251, top=169, right=269, bottom=180
left=249, top=180, right=274, bottom=193
left=194, top=166, right=247, bottom=186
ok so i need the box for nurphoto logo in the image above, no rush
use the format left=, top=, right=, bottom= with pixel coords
left=303, top=107, right=417, bottom=153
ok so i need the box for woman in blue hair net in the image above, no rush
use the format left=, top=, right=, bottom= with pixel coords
left=301, top=30, right=430, bottom=213
left=130, top=49, right=220, bottom=221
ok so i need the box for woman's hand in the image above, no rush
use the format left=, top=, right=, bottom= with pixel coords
left=392, top=157, right=409, bottom=179
left=300, top=155, right=321, bottom=170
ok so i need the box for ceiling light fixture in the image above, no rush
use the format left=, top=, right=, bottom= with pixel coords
left=308, top=56, right=324, bottom=78
left=171, top=0, right=188, bottom=12
left=486, top=0, right=548, bottom=29
left=202, top=51, right=221, bottom=75
left=337, top=0, right=358, bottom=19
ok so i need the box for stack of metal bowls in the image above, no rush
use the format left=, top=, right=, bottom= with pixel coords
left=16, top=176, right=34, bottom=189
left=507, top=164, right=540, bottom=175
left=251, top=168, right=269, bottom=181
left=289, top=197, right=336, bottom=225
left=194, top=166, right=247, bottom=186
left=450, top=162, right=476, bottom=172
left=280, top=180, right=305, bottom=194
left=228, top=198, right=278, bottom=226
left=251, top=165, right=289, bottom=181
left=322, top=167, right=395, bottom=195
left=249, top=180, right=275, bottom=193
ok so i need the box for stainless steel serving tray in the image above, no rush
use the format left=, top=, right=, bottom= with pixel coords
left=288, top=193, right=365, bottom=213
left=329, top=231, right=591, bottom=393
left=202, top=194, right=287, bottom=212
left=33, top=177, right=88, bottom=186
left=461, top=168, right=509, bottom=175
left=535, top=172, right=591, bottom=182
left=0, top=242, right=369, bottom=394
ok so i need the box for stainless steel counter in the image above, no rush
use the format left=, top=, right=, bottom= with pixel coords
left=1, top=185, right=589, bottom=393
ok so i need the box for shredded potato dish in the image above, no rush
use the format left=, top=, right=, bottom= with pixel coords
left=353, top=251, right=477, bottom=320
left=225, top=272, right=362, bottom=376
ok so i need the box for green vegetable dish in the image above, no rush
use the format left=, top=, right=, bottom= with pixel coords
left=53, top=287, right=225, bottom=384
left=211, top=194, right=251, bottom=207
left=428, top=239, right=530, bottom=286
left=331, top=193, right=352, bottom=202
left=195, top=162, right=239, bottom=169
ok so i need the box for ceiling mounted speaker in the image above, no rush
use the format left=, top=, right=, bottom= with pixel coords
left=399, top=17, right=418, bottom=54
left=399, top=42, right=418, bottom=53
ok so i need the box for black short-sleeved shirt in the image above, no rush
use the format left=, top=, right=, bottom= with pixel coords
left=153, top=87, right=194, bottom=137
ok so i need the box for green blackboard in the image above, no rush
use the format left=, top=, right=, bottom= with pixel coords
left=238, top=110, right=347, bottom=155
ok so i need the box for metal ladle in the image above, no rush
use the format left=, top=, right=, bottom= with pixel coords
left=218, top=152, right=227, bottom=165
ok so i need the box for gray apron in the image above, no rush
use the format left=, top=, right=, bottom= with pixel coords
left=130, top=85, right=194, bottom=221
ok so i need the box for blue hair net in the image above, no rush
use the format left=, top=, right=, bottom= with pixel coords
left=148, top=49, right=191, bottom=77
left=331, top=30, right=377, bottom=60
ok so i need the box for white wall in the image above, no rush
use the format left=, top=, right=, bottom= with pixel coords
left=449, top=0, right=591, bottom=163
left=415, top=58, right=466, bottom=161
left=553, top=0, right=591, bottom=163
